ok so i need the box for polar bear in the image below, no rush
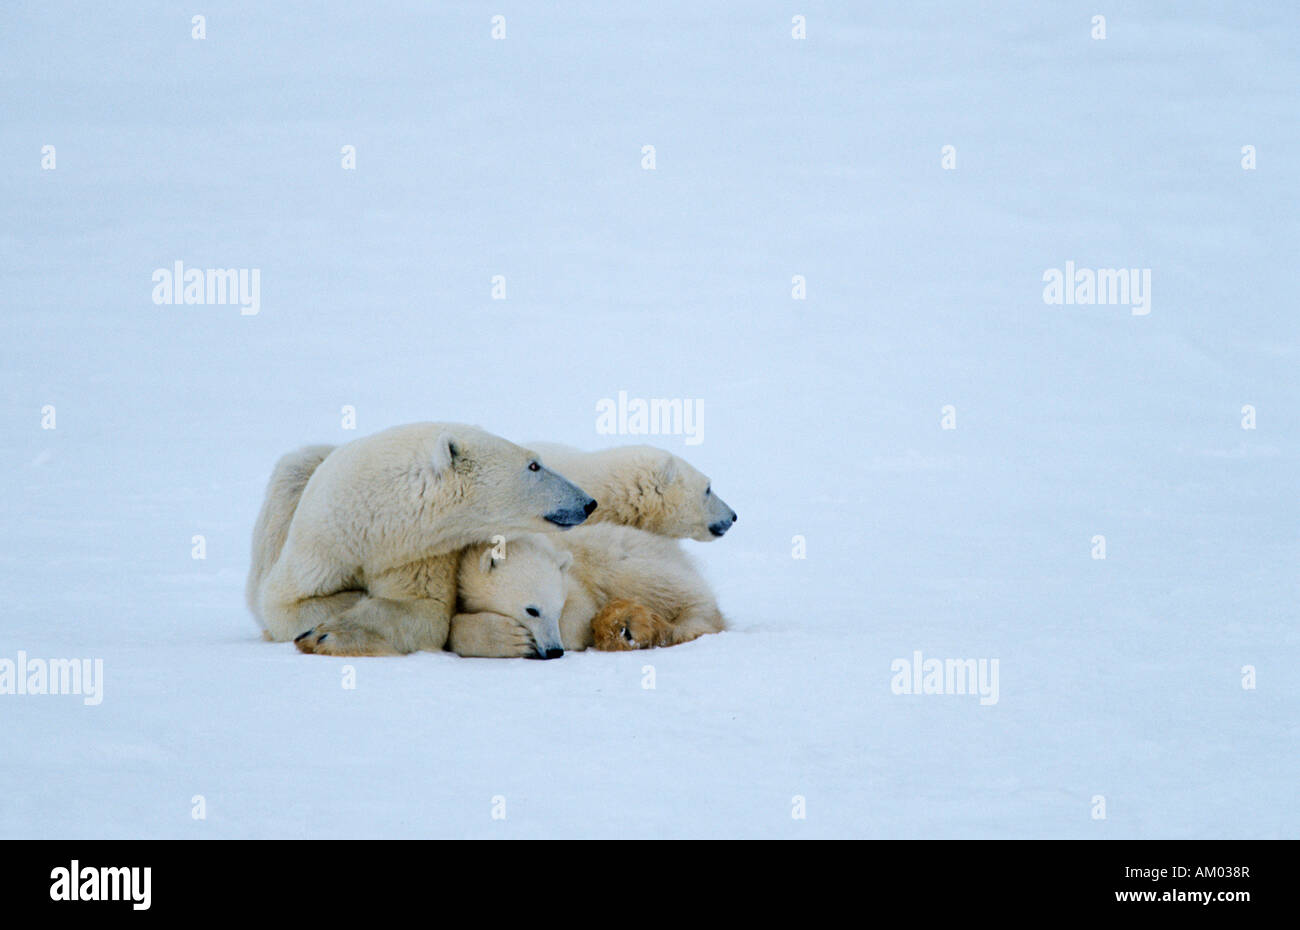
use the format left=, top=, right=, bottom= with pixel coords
left=527, top=443, right=737, bottom=541
left=449, top=523, right=726, bottom=658
left=249, top=423, right=596, bottom=656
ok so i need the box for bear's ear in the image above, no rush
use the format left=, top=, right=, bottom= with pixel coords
left=432, top=432, right=459, bottom=475
left=657, top=452, right=678, bottom=485
left=555, top=550, right=574, bottom=573
left=478, top=547, right=498, bottom=575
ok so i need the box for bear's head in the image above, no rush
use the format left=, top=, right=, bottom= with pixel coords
left=644, top=449, right=738, bottom=541
left=458, top=535, right=571, bottom=659
left=421, top=425, right=598, bottom=542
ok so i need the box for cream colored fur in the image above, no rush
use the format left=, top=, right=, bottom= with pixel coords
left=245, top=444, right=336, bottom=630
left=451, top=523, right=725, bottom=657
left=528, top=442, right=736, bottom=541
left=248, top=423, right=594, bottom=656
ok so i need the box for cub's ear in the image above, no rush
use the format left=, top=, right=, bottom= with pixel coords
left=478, top=547, right=498, bottom=575
left=657, top=452, right=678, bottom=485
left=555, top=551, right=574, bottom=573
left=432, top=432, right=460, bottom=474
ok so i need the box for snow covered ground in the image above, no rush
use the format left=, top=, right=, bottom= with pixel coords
left=2, top=1, right=1297, bottom=838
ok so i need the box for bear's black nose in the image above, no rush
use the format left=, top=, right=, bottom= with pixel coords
left=542, top=648, right=564, bottom=660
left=731, top=510, right=738, bottom=522
left=583, top=499, right=598, bottom=516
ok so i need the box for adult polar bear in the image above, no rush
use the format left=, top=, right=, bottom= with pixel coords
left=248, top=423, right=596, bottom=657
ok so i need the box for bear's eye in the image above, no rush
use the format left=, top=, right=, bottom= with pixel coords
left=528, top=461, right=540, bottom=472
left=525, top=606, right=540, bottom=617
left=705, top=486, right=711, bottom=496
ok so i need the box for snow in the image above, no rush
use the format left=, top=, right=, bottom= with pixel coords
left=1, top=1, right=1297, bottom=838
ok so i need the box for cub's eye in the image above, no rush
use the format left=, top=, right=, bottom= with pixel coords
left=525, top=607, right=540, bottom=617
left=705, top=486, right=711, bottom=496
left=528, top=461, right=540, bottom=472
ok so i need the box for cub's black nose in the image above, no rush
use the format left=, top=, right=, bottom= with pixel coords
left=542, top=648, right=565, bottom=660
left=731, top=510, right=738, bottom=522
left=583, top=499, right=598, bottom=516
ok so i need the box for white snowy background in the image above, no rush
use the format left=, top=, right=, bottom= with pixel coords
left=2, top=1, right=1297, bottom=838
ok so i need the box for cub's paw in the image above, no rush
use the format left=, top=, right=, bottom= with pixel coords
left=293, top=624, right=399, bottom=657
left=447, top=612, right=536, bottom=659
left=591, top=599, right=672, bottom=651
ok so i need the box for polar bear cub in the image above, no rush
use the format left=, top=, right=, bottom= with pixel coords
left=451, top=523, right=726, bottom=658
left=528, top=443, right=737, bottom=541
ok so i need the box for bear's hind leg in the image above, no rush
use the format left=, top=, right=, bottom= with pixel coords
left=663, top=602, right=726, bottom=646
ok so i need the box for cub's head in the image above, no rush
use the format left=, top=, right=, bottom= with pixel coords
left=458, top=535, right=571, bottom=659
left=642, top=449, right=737, bottom=542
left=423, top=425, right=597, bottom=536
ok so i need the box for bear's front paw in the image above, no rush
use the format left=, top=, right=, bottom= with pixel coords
left=293, top=624, right=399, bottom=657
left=447, top=612, right=537, bottom=658
left=590, top=599, right=672, bottom=651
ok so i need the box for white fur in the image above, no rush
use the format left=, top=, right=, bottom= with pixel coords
left=453, top=523, right=725, bottom=656
left=249, top=423, right=594, bottom=655
left=245, top=443, right=336, bottom=626
left=529, top=442, right=737, bottom=541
